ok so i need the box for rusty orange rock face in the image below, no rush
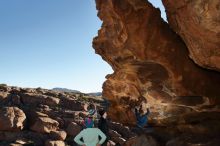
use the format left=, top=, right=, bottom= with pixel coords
left=93, top=0, right=220, bottom=124
left=162, top=0, right=220, bottom=71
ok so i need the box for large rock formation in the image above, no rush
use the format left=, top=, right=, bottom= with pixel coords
left=93, top=0, right=220, bottom=124
left=162, top=0, right=220, bottom=71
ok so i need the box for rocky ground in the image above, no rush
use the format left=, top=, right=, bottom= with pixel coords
left=0, top=84, right=137, bottom=146
left=1, top=84, right=220, bottom=146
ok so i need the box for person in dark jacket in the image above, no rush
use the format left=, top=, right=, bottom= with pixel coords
left=98, top=109, right=110, bottom=146
left=135, top=104, right=150, bottom=128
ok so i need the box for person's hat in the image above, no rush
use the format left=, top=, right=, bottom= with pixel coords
left=88, top=109, right=96, bottom=116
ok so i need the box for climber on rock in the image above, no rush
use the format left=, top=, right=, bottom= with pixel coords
left=134, top=103, right=150, bottom=128
left=135, top=107, right=150, bottom=128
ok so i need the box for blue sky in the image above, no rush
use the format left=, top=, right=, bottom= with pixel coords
left=0, top=0, right=166, bottom=93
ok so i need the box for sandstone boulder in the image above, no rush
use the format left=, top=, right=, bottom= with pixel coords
left=171, top=96, right=205, bottom=106
left=30, top=112, right=59, bottom=134
left=125, top=135, right=157, bottom=146
left=162, top=0, right=220, bottom=71
left=111, top=137, right=126, bottom=145
left=109, top=130, right=121, bottom=138
left=0, top=84, right=10, bottom=92
left=10, top=94, right=21, bottom=105
left=166, top=135, right=220, bottom=146
left=20, top=93, right=60, bottom=106
left=109, top=122, right=136, bottom=139
left=0, top=107, right=26, bottom=131
left=44, top=91, right=59, bottom=98
left=50, top=130, right=67, bottom=141
left=0, top=131, right=48, bottom=146
left=66, top=122, right=82, bottom=137
left=60, top=96, right=83, bottom=111
left=0, top=92, right=9, bottom=105
left=45, top=140, right=65, bottom=146
left=10, top=87, right=21, bottom=95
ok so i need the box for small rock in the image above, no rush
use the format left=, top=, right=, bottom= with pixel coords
left=45, top=140, right=65, bottom=146
left=109, top=130, right=121, bottom=137
left=50, top=130, right=67, bottom=141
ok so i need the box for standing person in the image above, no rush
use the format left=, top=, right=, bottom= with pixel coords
left=82, top=103, right=97, bottom=129
left=74, top=116, right=106, bottom=146
left=98, top=109, right=111, bottom=146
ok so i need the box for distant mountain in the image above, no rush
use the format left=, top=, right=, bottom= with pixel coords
left=52, top=88, right=102, bottom=96
left=52, top=87, right=81, bottom=93
left=87, top=92, right=102, bottom=96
